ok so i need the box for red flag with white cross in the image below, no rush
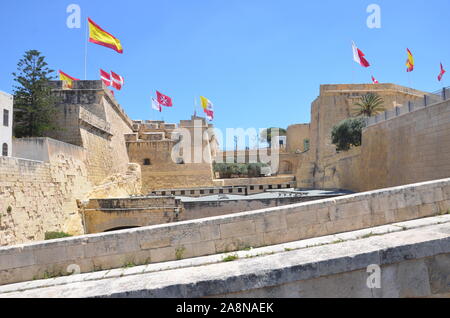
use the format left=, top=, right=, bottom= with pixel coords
left=156, top=91, right=173, bottom=107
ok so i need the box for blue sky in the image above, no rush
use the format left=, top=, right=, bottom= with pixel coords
left=0, top=0, right=449, bottom=140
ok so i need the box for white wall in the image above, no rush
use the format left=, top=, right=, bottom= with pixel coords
left=0, top=91, right=13, bottom=157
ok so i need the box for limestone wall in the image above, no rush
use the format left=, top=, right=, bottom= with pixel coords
left=0, top=154, right=90, bottom=246
left=308, top=84, right=427, bottom=165
left=359, top=97, right=450, bottom=191
left=286, top=123, right=310, bottom=153
left=82, top=197, right=183, bottom=233
left=1, top=177, right=449, bottom=285
left=127, top=140, right=214, bottom=193
left=313, top=97, right=450, bottom=192
left=48, top=81, right=134, bottom=185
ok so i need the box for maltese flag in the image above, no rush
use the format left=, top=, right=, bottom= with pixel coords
left=352, top=41, right=370, bottom=68
left=156, top=91, right=173, bottom=107
left=151, top=97, right=162, bottom=112
left=438, top=63, right=446, bottom=81
left=371, top=76, right=379, bottom=84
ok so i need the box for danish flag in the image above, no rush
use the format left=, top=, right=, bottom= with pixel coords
left=100, top=69, right=112, bottom=86
left=111, top=71, right=124, bottom=90
left=156, top=91, right=173, bottom=107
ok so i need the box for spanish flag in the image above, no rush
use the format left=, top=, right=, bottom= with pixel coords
left=59, top=70, right=79, bottom=88
left=88, top=17, right=123, bottom=54
left=406, top=48, right=414, bottom=72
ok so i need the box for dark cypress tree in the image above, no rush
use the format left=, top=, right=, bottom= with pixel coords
left=12, top=50, right=58, bottom=138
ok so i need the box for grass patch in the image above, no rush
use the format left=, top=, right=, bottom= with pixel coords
left=175, top=247, right=186, bottom=260
left=122, top=262, right=136, bottom=268
left=222, top=254, right=239, bottom=262
left=44, top=231, right=72, bottom=240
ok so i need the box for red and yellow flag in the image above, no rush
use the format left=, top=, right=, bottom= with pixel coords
left=406, top=48, right=414, bottom=72
left=88, top=17, right=123, bottom=54
left=59, top=70, right=79, bottom=88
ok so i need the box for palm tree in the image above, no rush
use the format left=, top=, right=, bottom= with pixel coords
left=352, top=93, right=385, bottom=117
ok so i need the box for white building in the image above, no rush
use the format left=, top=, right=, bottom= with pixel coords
left=0, top=91, right=13, bottom=157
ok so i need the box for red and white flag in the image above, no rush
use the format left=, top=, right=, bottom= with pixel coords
left=352, top=41, right=370, bottom=68
left=111, top=71, right=124, bottom=90
left=438, top=63, right=446, bottom=81
left=156, top=91, right=173, bottom=107
left=371, top=76, right=379, bottom=84
left=151, top=97, right=162, bottom=112
left=100, top=69, right=112, bottom=86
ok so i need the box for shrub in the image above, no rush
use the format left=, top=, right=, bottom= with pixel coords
left=44, top=231, right=72, bottom=240
left=331, top=117, right=366, bottom=151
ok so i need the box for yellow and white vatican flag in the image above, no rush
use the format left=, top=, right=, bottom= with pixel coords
left=200, top=96, right=214, bottom=121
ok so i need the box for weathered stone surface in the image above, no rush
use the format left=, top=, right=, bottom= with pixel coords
left=0, top=222, right=447, bottom=298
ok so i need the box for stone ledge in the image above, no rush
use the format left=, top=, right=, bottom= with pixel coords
left=0, top=214, right=448, bottom=297
left=0, top=221, right=448, bottom=298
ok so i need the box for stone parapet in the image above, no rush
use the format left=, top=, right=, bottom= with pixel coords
left=1, top=177, right=449, bottom=285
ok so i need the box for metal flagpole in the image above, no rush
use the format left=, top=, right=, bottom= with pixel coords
left=84, top=19, right=88, bottom=80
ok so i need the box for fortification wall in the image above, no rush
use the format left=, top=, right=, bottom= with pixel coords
left=127, top=140, right=214, bottom=193
left=309, top=84, right=427, bottom=165
left=286, top=123, right=310, bottom=153
left=0, top=154, right=90, bottom=247
left=359, top=97, right=450, bottom=191
left=312, top=97, right=450, bottom=192
left=48, top=81, right=133, bottom=185
left=1, top=177, right=448, bottom=285
left=1, top=137, right=142, bottom=246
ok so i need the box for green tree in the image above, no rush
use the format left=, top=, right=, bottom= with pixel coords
left=352, top=93, right=385, bottom=117
left=12, top=50, right=58, bottom=138
left=331, top=117, right=366, bottom=152
left=259, top=127, right=287, bottom=147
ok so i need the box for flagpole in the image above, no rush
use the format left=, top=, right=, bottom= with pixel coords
left=84, top=19, right=88, bottom=80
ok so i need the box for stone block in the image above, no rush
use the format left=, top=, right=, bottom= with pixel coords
left=199, top=225, right=221, bottom=241
left=34, top=246, right=68, bottom=265
left=140, top=238, right=171, bottom=250
left=418, top=203, right=439, bottom=218
left=255, top=214, right=288, bottom=233
left=286, top=210, right=317, bottom=228
left=219, top=220, right=256, bottom=239
left=150, top=246, right=176, bottom=263
left=395, top=206, right=419, bottom=221
left=214, top=234, right=264, bottom=253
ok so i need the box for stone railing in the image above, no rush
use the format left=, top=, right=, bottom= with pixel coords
left=1, top=177, right=450, bottom=285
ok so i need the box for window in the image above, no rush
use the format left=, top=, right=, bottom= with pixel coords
left=238, top=188, right=243, bottom=193
left=3, top=109, right=9, bottom=127
left=250, top=186, right=254, bottom=190
left=2, top=143, right=7, bottom=156
left=228, top=188, right=233, bottom=193
left=304, top=139, right=310, bottom=151
left=143, top=158, right=151, bottom=165
left=181, top=191, right=185, bottom=195
left=209, top=189, right=214, bottom=194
